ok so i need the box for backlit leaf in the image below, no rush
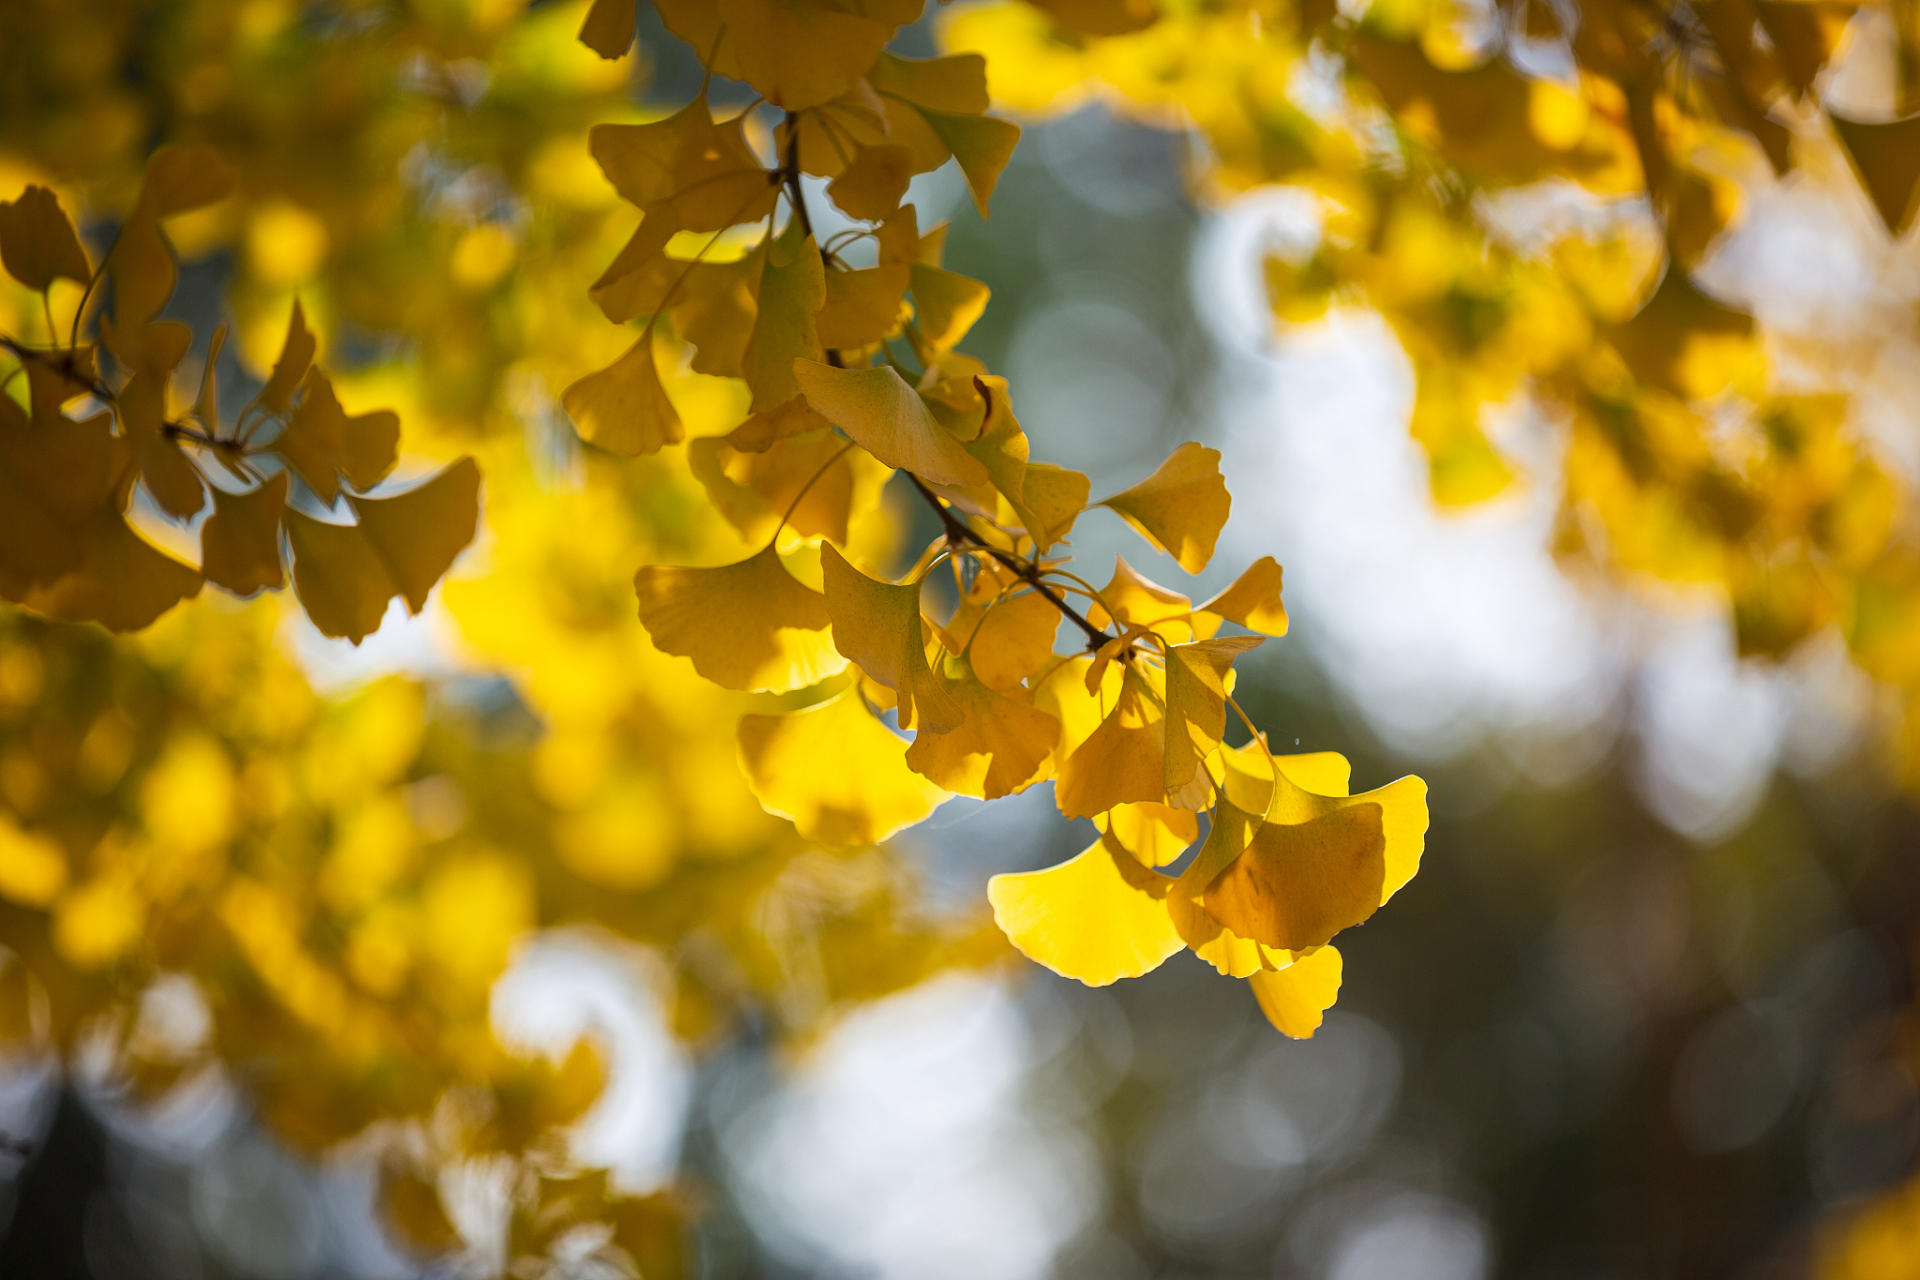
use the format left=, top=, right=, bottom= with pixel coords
left=201, top=472, right=288, bottom=596
left=0, top=185, right=92, bottom=292
left=738, top=687, right=949, bottom=845
left=1203, top=804, right=1387, bottom=951
left=636, top=544, right=846, bottom=693
left=794, top=360, right=987, bottom=487
left=820, top=542, right=962, bottom=732
left=1248, top=945, right=1343, bottom=1039
left=987, top=835, right=1184, bottom=986
left=1099, top=442, right=1231, bottom=573
left=561, top=334, right=684, bottom=457
left=904, top=658, right=1058, bottom=797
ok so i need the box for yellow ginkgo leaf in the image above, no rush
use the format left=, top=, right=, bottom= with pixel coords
left=744, top=222, right=826, bottom=411
left=960, top=589, right=1058, bottom=691
left=904, top=660, right=1058, bottom=798
left=819, top=542, right=962, bottom=732
left=560, top=334, right=684, bottom=457
left=1266, top=766, right=1430, bottom=904
left=1168, top=801, right=1288, bottom=977
left=1094, top=801, right=1199, bottom=867
left=1017, top=462, right=1090, bottom=551
left=1831, top=113, right=1920, bottom=237
left=201, top=472, right=288, bottom=596
left=1221, top=743, right=1353, bottom=813
left=635, top=544, right=847, bottom=694
left=738, top=687, right=949, bottom=845
left=828, top=145, right=916, bottom=222
left=1203, top=804, right=1387, bottom=952
left=867, top=51, right=993, bottom=116
left=1055, top=666, right=1166, bottom=818
left=1099, top=442, right=1231, bottom=573
left=0, top=185, right=92, bottom=292
left=817, top=264, right=908, bottom=351
left=577, top=0, right=637, bottom=58
left=1249, top=945, right=1343, bottom=1039
left=259, top=301, right=316, bottom=415
left=792, top=359, right=988, bottom=487
left=1197, top=555, right=1289, bottom=636
left=689, top=425, right=884, bottom=546
left=1164, top=635, right=1264, bottom=808
left=22, top=502, right=203, bottom=633
left=654, top=0, right=904, bottom=111
left=276, top=368, right=400, bottom=502
left=956, top=373, right=1029, bottom=519
left=987, top=834, right=1185, bottom=986
left=1094, top=556, right=1193, bottom=631
left=910, top=264, right=991, bottom=352
left=135, top=142, right=237, bottom=220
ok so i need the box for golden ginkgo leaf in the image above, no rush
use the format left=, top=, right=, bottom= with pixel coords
left=828, top=145, right=916, bottom=222
left=201, top=472, right=288, bottom=597
left=1197, top=555, right=1289, bottom=636
left=1099, top=442, right=1231, bottom=573
left=1265, top=766, right=1430, bottom=905
left=817, top=263, right=908, bottom=351
left=576, top=0, right=637, bottom=58
left=910, top=264, right=991, bottom=353
left=1220, top=743, right=1353, bottom=813
left=276, top=368, right=400, bottom=503
left=904, top=659, right=1058, bottom=798
left=654, top=0, right=905, bottom=112
left=956, top=589, right=1058, bottom=691
left=259, top=301, right=317, bottom=415
left=560, top=334, right=684, bottom=457
left=636, top=544, right=846, bottom=694
left=743, top=223, right=826, bottom=412
left=1094, top=556, right=1194, bottom=632
left=793, top=359, right=988, bottom=487
left=819, top=542, right=962, bottom=732
left=1163, top=635, right=1265, bottom=808
left=1094, top=801, right=1199, bottom=867
left=1249, top=945, right=1343, bottom=1039
left=1017, top=462, right=1091, bottom=552
left=1830, top=113, right=1920, bottom=237
left=987, top=834, right=1185, bottom=986
left=0, top=185, right=92, bottom=292
left=1167, top=801, right=1291, bottom=977
left=22, top=502, right=203, bottom=633
left=1054, top=665, right=1166, bottom=818
left=1203, top=803, right=1387, bottom=952
left=737, top=686, right=950, bottom=845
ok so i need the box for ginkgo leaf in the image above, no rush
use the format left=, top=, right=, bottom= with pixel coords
left=135, top=143, right=236, bottom=219
left=737, top=687, right=949, bottom=845
left=1203, top=804, right=1387, bottom=952
left=201, top=472, right=288, bottom=596
left=636, top=544, right=846, bottom=693
left=1055, top=666, right=1166, bottom=818
left=560, top=334, right=683, bottom=457
left=744, top=223, right=826, bottom=411
left=820, top=542, right=962, bottom=733
left=904, top=659, right=1058, bottom=797
left=987, top=834, right=1184, bottom=986
left=0, top=398, right=123, bottom=521
left=920, top=109, right=1021, bottom=218
left=1094, top=801, right=1199, bottom=867
left=1266, top=767, right=1430, bottom=905
left=910, top=265, right=990, bottom=352
left=577, top=0, right=637, bottom=58
left=1018, top=462, right=1090, bottom=552
left=590, top=94, right=773, bottom=229
left=956, top=374, right=1029, bottom=516
left=1094, top=556, right=1193, bottom=631
left=1163, top=635, right=1264, bottom=808
left=1099, top=442, right=1231, bottom=573
left=793, top=360, right=987, bottom=487
left=959, top=589, right=1057, bottom=690
left=276, top=369, right=401, bottom=503
left=866, top=51, right=993, bottom=116
left=817, top=264, right=908, bottom=350
left=0, top=185, right=92, bottom=292
left=653, top=0, right=902, bottom=111
left=1168, top=801, right=1290, bottom=977
left=259, top=301, right=316, bottom=415
left=1198, top=556, right=1289, bottom=636
left=1830, top=113, right=1920, bottom=237
left=286, top=459, right=481, bottom=642
left=22, top=502, right=204, bottom=633
left=691, top=425, right=878, bottom=545
left=1221, top=744, right=1353, bottom=813
left=1249, top=945, right=1343, bottom=1039
left=107, top=212, right=173, bottom=330
left=785, top=83, right=892, bottom=180
left=828, top=145, right=916, bottom=222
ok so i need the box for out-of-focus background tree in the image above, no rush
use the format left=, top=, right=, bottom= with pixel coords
left=3, top=1, right=1920, bottom=1277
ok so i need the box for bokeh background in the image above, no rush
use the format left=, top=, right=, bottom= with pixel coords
left=4, top=3, right=1920, bottom=1278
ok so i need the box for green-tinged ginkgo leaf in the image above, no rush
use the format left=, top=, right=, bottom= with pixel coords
left=636, top=544, right=846, bottom=693
left=1830, top=113, right=1920, bottom=237
left=560, top=335, right=683, bottom=457
left=820, top=542, right=962, bottom=732
left=1168, top=801, right=1293, bottom=977
left=201, top=472, right=288, bottom=596
left=904, top=659, right=1058, bottom=797
left=910, top=264, right=990, bottom=352
left=1198, top=555, right=1289, bottom=636
left=738, top=686, right=950, bottom=844
left=276, top=369, right=400, bottom=503
left=987, top=834, right=1184, bottom=986
left=1055, top=665, right=1166, bottom=818
left=21, top=502, right=203, bottom=633
left=1099, top=442, right=1231, bottom=573
left=744, top=223, right=826, bottom=411
left=793, top=359, right=987, bottom=487
left=1094, top=801, right=1199, bottom=867
left=0, top=185, right=92, bottom=292
left=828, top=145, right=916, bottom=222
left=817, top=264, right=908, bottom=350
left=259, top=301, right=316, bottom=415
left=577, top=0, right=637, bottom=58
left=653, top=0, right=904, bottom=111
left=286, top=458, right=480, bottom=642
left=1249, top=945, right=1343, bottom=1039
left=1164, top=635, right=1264, bottom=808
left=1203, top=804, right=1387, bottom=951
